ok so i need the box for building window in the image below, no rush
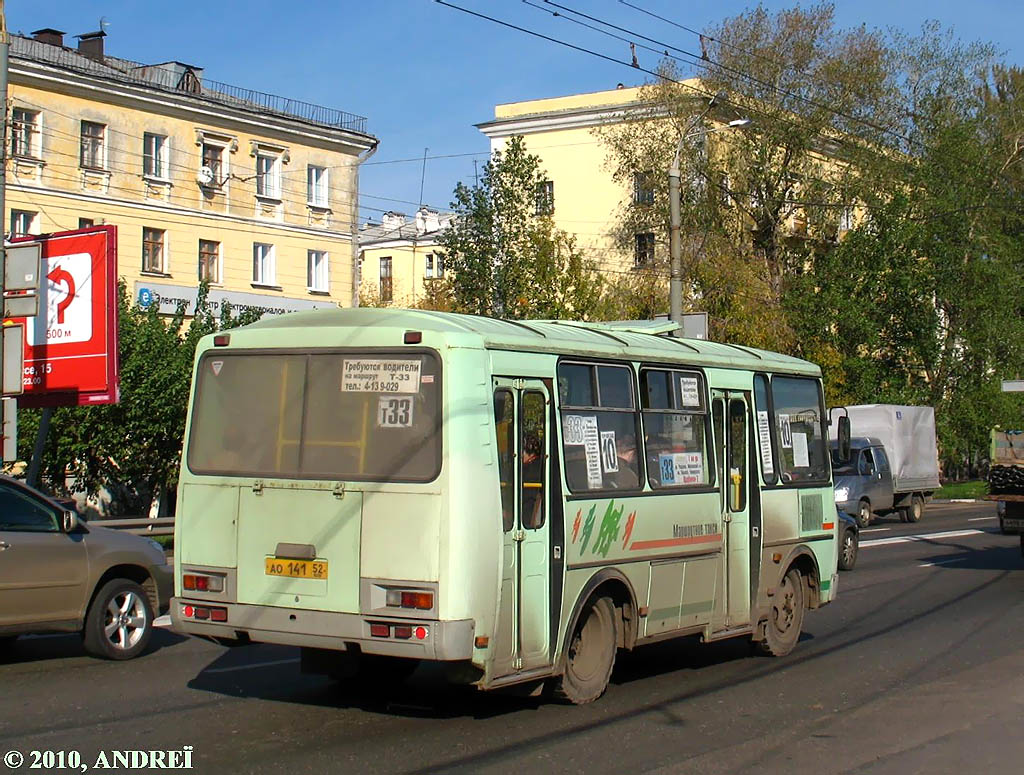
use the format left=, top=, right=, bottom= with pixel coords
left=10, top=210, right=38, bottom=236
left=307, top=250, right=329, bottom=292
left=199, top=240, right=220, bottom=284
left=535, top=180, right=554, bottom=215
left=11, top=108, right=41, bottom=159
left=307, top=165, right=328, bottom=207
left=256, top=152, right=281, bottom=199
left=379, top=256, right=393, bottom=303
left=633, top=171, right=654, bottom=205
left=634, top=232, right=655, bottom=267
left=201, top=143, right=224, bottom=185
left=252, top=243, right=276, bottom=285
left=78, top=217, right=95, bottom=229
left=80, top=121, right=106, bottom=169
left=424, top=253, right=446, bottom=279
left=143, top=133, right=168, bottom=179
left=142, top=227, right=166, bottom=273
left=839, top=207, right=854, bottom=232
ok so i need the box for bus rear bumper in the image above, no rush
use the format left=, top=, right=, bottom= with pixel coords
left=169, top=597, right=475, bottom=661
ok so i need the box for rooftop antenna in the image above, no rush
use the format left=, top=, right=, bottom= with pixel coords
left=418, top=147, right=429, bottom=210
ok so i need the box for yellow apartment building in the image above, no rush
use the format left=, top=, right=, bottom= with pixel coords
left=7, top=27, right=378, bottom=317
left=358, top=208, right=451, bottom=307
left=477, top=84, right=855, bottom=279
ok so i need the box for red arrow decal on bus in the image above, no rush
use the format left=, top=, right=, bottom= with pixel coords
left=48, top=267, right=76, bottom=324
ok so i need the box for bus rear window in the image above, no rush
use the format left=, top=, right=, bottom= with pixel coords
left=187, top=350, right=442, bottom=481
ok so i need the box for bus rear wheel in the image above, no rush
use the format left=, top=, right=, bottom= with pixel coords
left=757, top=569, right=805, bottom=657
left=553, top=596, right=617, bottom=705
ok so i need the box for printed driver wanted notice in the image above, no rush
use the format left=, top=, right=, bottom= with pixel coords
left=342, top=359, right=421, bottom=393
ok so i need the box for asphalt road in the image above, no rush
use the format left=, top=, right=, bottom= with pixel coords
left=2, top=501, right=1022, bottom=775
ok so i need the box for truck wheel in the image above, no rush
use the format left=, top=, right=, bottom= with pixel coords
left=756, top=568, right=805, bottom=657
left=903, top=495, right=924, bottom=523
left=856, top=500, right=872, bottom=528
left=552, top=596, right=617, bottom=704
left=82, top=579, right=153, bottom=660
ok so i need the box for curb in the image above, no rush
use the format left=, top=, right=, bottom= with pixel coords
left=932, top=498, right=984, bottom=503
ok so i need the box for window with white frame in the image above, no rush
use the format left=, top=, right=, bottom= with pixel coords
left=11, top=108, right=41, bottom=159
left=80, top=121, right=106, bottom=169
left=307, top=165, right=328, bottom=207
left=253, top=243, right=276, bottom=285
left=307, top=250, right=329, bottom=292
left=199, top=239, right=220, bottom=284
left=256, top=152, right=282, bottom=199
left=424, top=252, right=446, bottom=279
left=839, top=207, right=854, bottom=232
left=535, top=180, right=554, bottom=215
left=425, top=253, right=435, bottom=278
left=143, top=133, right=169, bottom=179
left=10, top=210, right=38, bottom=236
left=142, top=227, right=166, bottom=273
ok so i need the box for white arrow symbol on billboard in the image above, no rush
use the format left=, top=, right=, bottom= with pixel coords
left=48, top=267, right=76, bottom=324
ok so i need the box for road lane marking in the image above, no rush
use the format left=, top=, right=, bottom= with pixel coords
left=861, top=528, right=985, bottom=548
left=862, top=527, right=891, bottom=533
left=204, top=658, right=300, bottom=674
left=154, top=615, right=172, bottom=628
left=968, top=517, right=996, bottom=522
left=919, top=558, right=968, bottom=567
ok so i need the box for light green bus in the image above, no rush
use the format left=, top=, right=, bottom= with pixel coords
left=170, top=308, right=839, bottom=703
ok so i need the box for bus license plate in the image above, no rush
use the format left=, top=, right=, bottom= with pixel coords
left=265, top=558, right=328, bottom=580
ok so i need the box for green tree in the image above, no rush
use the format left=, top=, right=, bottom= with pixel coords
left=597, top=3, right=894, bottom=349
left=17, top=282, right=262, bottom=514
left=439, top=136, right=603, bottom=320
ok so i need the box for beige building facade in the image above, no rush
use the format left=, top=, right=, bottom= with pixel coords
left=7, top=28, right=377, bottom=316
left=358, top=208, right=452, bottom=307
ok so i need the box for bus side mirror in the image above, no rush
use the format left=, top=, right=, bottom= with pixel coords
left=837, top=416, right=851, bottom=463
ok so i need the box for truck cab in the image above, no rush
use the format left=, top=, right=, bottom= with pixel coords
left=832, top=437, right=895, bottom=527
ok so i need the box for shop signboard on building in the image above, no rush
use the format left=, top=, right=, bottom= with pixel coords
left=134, top=282, right=337, bottom=319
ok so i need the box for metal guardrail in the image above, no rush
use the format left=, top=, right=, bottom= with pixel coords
left=88, top=517, right=174, bottom=536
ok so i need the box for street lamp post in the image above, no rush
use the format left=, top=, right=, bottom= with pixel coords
left=668, top=91, right=750, bottom=335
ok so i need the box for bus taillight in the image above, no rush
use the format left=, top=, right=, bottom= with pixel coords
left=385, top=589, right=433, bottom=610
left=183, top=573, right=224, bottom=593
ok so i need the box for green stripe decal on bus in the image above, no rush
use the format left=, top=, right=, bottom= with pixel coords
left=680, top=600, right=714, bottom=615
left=820, top=579, right=831, bottom=591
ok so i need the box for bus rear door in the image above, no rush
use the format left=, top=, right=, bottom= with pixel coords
left=492, top=379, right=552, bottom=677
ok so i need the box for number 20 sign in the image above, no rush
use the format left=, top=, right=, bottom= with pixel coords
left=8, top=226, right=120, bottom=407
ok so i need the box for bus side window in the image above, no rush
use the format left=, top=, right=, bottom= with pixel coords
left=494, top=390, right=515, bottom=532
left=521, top=391, right=546, bottom=529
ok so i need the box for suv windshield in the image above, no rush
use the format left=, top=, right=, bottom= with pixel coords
left=187, top=350, right=442, bottom=482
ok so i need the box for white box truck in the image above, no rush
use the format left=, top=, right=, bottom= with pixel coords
left=829, top=405, right=941, bottom=526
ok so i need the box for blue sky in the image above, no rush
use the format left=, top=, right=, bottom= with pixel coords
left=10, top=1, right=1023, bottom=225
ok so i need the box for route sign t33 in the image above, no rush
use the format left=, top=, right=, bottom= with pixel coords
left=7, top=226, right=120, bottom=407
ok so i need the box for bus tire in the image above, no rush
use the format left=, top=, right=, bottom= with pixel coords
left=757, top=569, right=804, bottom=657
left=553, top=596, right=617, bottom=705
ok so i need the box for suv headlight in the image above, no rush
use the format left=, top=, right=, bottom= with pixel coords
left=834, top=486, right=849, bottom=503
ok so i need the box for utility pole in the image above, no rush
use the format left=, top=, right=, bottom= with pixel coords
left=668, top=91, right=749, bottom=335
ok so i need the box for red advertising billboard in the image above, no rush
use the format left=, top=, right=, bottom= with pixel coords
left=8, top=226, right=119, bottom=407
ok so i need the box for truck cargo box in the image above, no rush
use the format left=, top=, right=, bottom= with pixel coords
left=829, top=405, right=940, bottom=493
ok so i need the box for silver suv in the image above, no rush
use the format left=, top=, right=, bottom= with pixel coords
left=0, top=476, right=172, bottom=660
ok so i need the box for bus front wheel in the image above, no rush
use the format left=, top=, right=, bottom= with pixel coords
left=756, top=569, right=805, bottom=657
left=553, top=596, right=617, bottom=705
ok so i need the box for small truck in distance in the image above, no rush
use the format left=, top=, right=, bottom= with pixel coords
left=830, top=405, right=941, bottom=527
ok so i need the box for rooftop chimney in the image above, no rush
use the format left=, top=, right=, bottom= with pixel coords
left=76, top=30, right=106, bottom=62
left=32, top=28, right=66, bottom=47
